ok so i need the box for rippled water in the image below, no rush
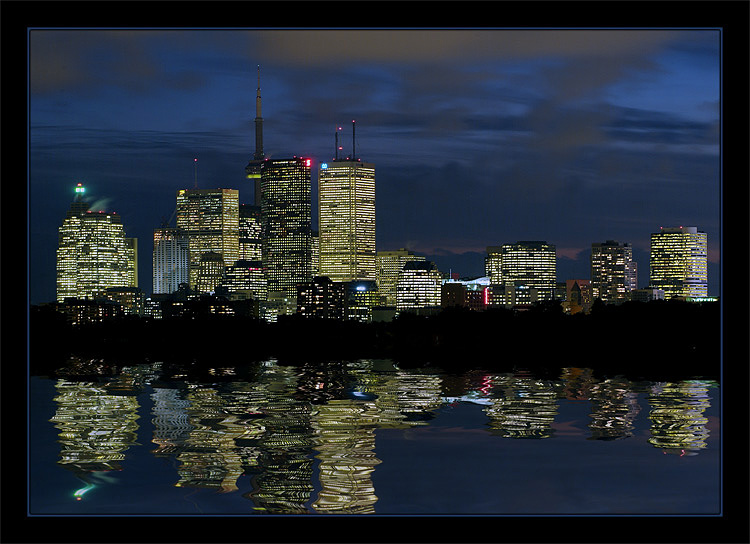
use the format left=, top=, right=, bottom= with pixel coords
left=28, top=358, right=721, bottom=515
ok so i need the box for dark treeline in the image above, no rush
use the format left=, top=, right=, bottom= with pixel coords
left=29, top=300, right=720, bottom=382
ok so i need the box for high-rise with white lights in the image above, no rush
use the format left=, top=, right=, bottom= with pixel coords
left=175, top=188, right=239, bottom=289
left=152, top=227, right=189, bottom=294
left=318, top=122, right=376, bottom=283
left=56, top=183, right=137, bottom=302
left=486, top=241, right=557, bottom=301
left=396, top=260, right=442, bottom=312
left=590, top=240, right=637, bottom=303
left=260, top=157, right=314, bottom=295
left=649, top=226, right=708, bottom=299
left=376, top=249, right=426, bottom=306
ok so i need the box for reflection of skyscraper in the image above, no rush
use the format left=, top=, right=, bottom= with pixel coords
left=591, top=240, right=637, bottom=303
left=151, top=387, right=193, bottom=457
left=649, top=226, right=708, bottom=299
left=587, top=378, right=640, bottom=440
left=56, top=184, right=137, bottom=302
left=647, top=381, right=713, bottom=455
left=311, top=400, right=381, bottom=514
left=153, top=227, right=189, bottom=294
left=49, top=380, right=140, bottom=495
left=176, top=188, right=240, bottom=289
left=483, top=375, right=560, bottom=439
left=318, top=124, right=376, bottom=283
left=261, top=157, right=314, bottom=296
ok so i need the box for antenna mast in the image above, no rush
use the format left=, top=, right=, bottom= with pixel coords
left=352, top=119, right=356, bottom=161
left=194, top=157, right=198, bottom=189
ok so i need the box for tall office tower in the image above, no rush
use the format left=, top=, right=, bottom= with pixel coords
left=239, top=204, right=263, bottom=261
left=485, top=241, right=557, bottom=301
left=396, top=260, right=442, bottom=312
left=195, top=251, right=226, bottom=294
left=260, top=157, right=313, bottom=295
left=176, top=188, right=239, bottom=289
left=318, top=122, right=376, bottom=283
left=376, top=248, right=425, bottom=306
left=590, top=240, right=637, bottom=304
left=56, top=183, right=136, bottom=302
left=245, top=65, right=265, bottom=206
left=153, top=227, right=189, bottom=295
left=224, top=260, right=267, bottom=302
left=649, top=226, right=708, bottom=299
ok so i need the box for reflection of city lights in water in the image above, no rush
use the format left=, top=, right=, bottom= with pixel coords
left=73, top=482, right=95, bottom=500
left=648, top=380, right=714, bottom=455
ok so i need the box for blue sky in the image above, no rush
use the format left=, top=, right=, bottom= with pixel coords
left=28, top=28, right=722, bottom=303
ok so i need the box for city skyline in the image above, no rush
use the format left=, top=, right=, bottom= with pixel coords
left=29, top=28, right=722, bottom=303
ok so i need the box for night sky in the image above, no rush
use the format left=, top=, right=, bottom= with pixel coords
left=28, top=27, right=722, bottom=304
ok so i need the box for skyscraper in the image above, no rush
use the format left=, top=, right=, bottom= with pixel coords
left=152, top=227, right=189, bottom=295
left=260, top=157, right=314, bottom=295
left=318, top=122, right=376, bottom=283
left=590, top=240, right=637, bottom=303
left=56, top=183, right=137, bottom=302
left=485, top=241, right=557, bottom=301
left=376, top=249, right=425, bottom=306
left=239, top=204, right=263, bottom=261
left=649, top=226, right=708, bottom=299
left=176, top=188, right=239, bottom=289
left=396, top=260, right=442, bottom=312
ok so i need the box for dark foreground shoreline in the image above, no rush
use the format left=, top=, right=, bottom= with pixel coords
left=29, top=299, right=720, bottom=382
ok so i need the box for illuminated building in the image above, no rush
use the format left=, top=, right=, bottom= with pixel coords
left=563, top=279, right=592, bottom=314
left=485, top=242, right=557, bottom=302
left=631, top=288, right=665, bottom=302
left=245, top=65, right=265, bottom=205
left=195, top=251, right=226, bottom=294
left=56, top=183, right=137, bottom=302
left=98, top=286, right=146, bottom=316
left=591, top=240, right=637, bottom=303
left=649, top=226, right=708, bottom=299
left=176, top=188, right=239, bottom=289
left=318, top=123, right=376, bottom=283
left=260, top=157, right=314, bottom=296
left=441, top=277, right=490, bottom=310
left=223, top=259, right=267, bottom=302
left=376, top=248, right=425, bottom=306
left=396, top=260, right=441, bottom=312
left=239, top=204, right=263, bottom=261
left=296, top=276, right=347, bottom=319
left=152, top=227, right=189, bottom=294
left=485, top=281, right=539, bottom=308
left=346, top=280, right=383, bottom=322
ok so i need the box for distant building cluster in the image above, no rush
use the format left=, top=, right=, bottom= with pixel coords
left=52, top=68, right=713, bottom=325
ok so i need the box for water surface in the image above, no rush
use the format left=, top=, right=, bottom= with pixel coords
left=28, top=358, right=721, bottom=516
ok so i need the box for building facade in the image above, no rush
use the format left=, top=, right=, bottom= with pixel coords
left=176, top=188, right=239, bottom=289
left=239, top=204, right=263, bottom=261
left=318, top=159, right=376, bottom=283
left=153, top=227, right=189, bottom=295
left=195, top=251, right=226, bottom=294
left=260, top=157, right=314, bottom=296
left=649, top=226, right=708, bottom=299
left=56, top=184, right=137, bottom=302
left=376, top=249, right=425, bottom=306
left=396, top=260, right=441, bottom=312
left=485, top=241, right=557, bottom=302
left=296, top=276, right=347, bottom=319
left=590, top=240, right=637, bottom=303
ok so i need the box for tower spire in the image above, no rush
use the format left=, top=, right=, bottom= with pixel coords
left=254, top=64, right=264, bottom=161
